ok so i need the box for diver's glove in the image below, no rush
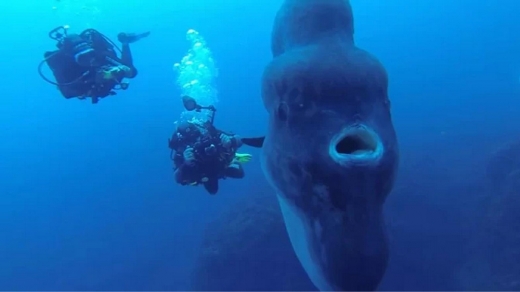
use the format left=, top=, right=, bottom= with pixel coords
left=102, top=65, right=130, bottom=80
left=221, top=134, right=243, bottom=148
left=183, top=147, right=196, bottom=166
left=234, top=135, right=243, bottom=148
left=220, top=134, right=232, bottom=148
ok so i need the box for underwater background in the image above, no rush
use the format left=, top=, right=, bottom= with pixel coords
left=1, top=0, right=520, bottom=290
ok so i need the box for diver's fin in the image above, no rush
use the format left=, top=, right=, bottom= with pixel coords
left=241, top=136, right=265, bottom=148
left=118, top=31, right=150, bottom=44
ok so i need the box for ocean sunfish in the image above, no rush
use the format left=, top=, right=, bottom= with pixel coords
left=259, top=0, right=399, bottom=290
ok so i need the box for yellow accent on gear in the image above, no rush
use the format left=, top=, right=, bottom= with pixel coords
left=102, top=69, right=116, bottom=80
left=234, top=153, right=252, bottom=164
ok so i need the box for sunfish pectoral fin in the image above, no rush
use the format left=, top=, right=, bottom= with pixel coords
left=241, top=136, right=265, bottom=148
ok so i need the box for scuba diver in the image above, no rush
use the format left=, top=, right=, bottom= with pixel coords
left=168, top=96, right=264, bottom=195
left=39, top=25, right=150, bottom=104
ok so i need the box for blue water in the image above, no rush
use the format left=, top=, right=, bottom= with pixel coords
left=0, top=0, right=519, bottom=290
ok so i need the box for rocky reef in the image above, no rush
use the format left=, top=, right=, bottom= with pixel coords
left=190, top=190, right=315, bottom=291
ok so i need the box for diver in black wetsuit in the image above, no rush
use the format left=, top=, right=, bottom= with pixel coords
left=169, top=118, right=245, bottom=194
left=39, top=25, right=150, bottom=103
left=168, top=96, right=265, bottom=195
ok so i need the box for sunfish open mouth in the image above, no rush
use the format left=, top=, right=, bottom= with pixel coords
left=329, top=126, right=383, bottom=164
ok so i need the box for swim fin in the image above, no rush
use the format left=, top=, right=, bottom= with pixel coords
left=241, top=136, right=265, bottom=148
left=118, top=31, right=150, bottom=44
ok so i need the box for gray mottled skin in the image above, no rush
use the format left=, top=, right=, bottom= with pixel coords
left=260, top=0, right=399, bottom=290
